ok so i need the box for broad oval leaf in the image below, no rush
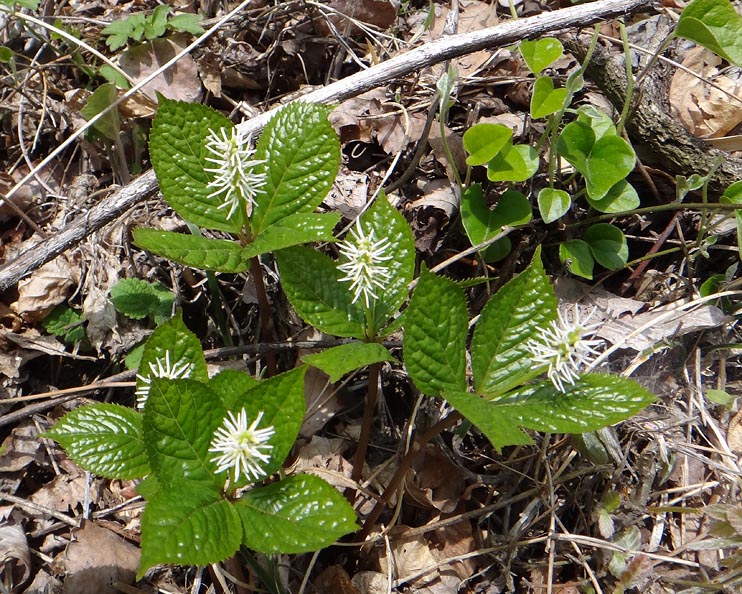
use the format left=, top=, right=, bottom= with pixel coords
left=463, top=123, right=512, bottom=166
left=496, top=374, right=654, bottom=433
left=487, top=142, right=539, bottom=183
left=250, top=102, right=340, bottom=235
left=303, top=342, right=395, bottom=382
left=209, top=369, right=260, bottom=406
left=403, top=268, right=468, bottom=396
left=585, top=136, right=636, bottom=200
left=138, top=485, right=241, bottom=578
left=277, top=246, right=365, bottom=338
left=537, top=188, right=571, bottom=224
left=471, top=248, right=556, bottom=397
left=676, top=0, right=742, bottom=68
left=530, top=75, right=568, bottom=119
left=559, top=239, right=594, bottom=279
left=585, top=179, right=639, bottom=213
left=133, top=228, right=251, bottom=273
left=236, top=474, right=358, bottom=553
left=45, top=404, right=150, bottom=479
left=149, top=98, right=240, bottom=232
left=557, top=120, right=594, bottom=175
left=584, top=223, right=628, bottom=270
left=519, top=37, right=564, bottom=74
left=247, top=212, right=340, bottom=257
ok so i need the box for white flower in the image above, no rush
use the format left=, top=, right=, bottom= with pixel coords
left=204, top=126, right=267, bottom=219
left=336, top=219, right=394, bottom=308
left=135, top=351, right=194, bottom=409
left=524, top=306, right=604, bottom=393
left=209, top=409, right=275, bottom=483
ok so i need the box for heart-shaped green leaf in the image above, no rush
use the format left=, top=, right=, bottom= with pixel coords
left=487, top=142, right=539, bottom=183
left=537, top=188, right=571, bottom=223
left=236, top=474, right=358, bottom=553
left=585, top=179, right=639, bottom=213
left=519, top=37, right=564, bottom=74
left=676, top=0, right=742, bottom=67
left=559, top=239, right=594, bottom=279
left=404, top=268, right=468, bottom=396
left=584, top=223, right=628, bottom=270
left=585, top=136, right=636, bottom=200
left=530, top=75, right=568, bottom=119
left=557, top=120, right=595, bottom=175
left=461, top=185, right=532, bottom=252
left=462, top=123, right=512, bottom=166
left=45, top=404, right=150, bottom=479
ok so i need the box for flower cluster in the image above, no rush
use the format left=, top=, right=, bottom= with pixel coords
left=135, top=351, right=194, bottom=409
left=525, top=306, right=603, bottom=392
left=337, top=219, right=393, bottom=308
left=204, top=126, right=267, bottom=220
left=209, top=409, right=275, bottom=483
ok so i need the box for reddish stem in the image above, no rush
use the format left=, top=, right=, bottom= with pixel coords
left=250, top=256, right=277, bottom=376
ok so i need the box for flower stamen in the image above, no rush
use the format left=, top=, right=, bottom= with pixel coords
left=209, top=409, right=275, bottom=483
left=135, top=351, right=194, bottom=409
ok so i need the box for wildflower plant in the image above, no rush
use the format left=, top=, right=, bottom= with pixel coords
left=46, top=314, right=357, bottom=577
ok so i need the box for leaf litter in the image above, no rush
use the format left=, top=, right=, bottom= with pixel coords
left=1, top=0, right=741, bottom=592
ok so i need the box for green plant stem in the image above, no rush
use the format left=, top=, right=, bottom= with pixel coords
left=351, top=362, right=381, bottom=488
left=358, top=411, right=462, bottom=540
left=577, top=201, right=742, bottom=226
left=250, top=255, right=277, bottom=376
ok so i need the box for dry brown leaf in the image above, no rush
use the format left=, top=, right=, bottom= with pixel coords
left=301, top=366, right=343, bottom=438
left=119, top=34, right=203, bottom=104
left=670, top=47, right=742, bottom=139
left=11, top=255, right=80, bottom=322
left=428, top=125, right=466, bottom=181
left=351, top=571, right=389, bottom=594
left=379, top=526, right=439, bottom=586
left=62, top=522, right=140, bottom=594
left=324, top=170, right=370, bottom=219
left=0, top=524, right=31, bottom=593
left=291, top=435, right=355, bottom=490
left=727, top=410, right=742, bottom=453
left=314, top=565, right=362, bottom=594
left=313, top=0, right=397, bottom=36
left=407, top=444, right=465, bottom=513
left=22, top=568, right=62, bottom=594
left=0, top=328, right=94, bottom=362
left=0, top=420, right=44, bottom=472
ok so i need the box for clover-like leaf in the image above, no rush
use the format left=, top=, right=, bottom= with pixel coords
left=537, top=188, right=571, bottom=224
left=487, top=142, right=539, bottom=183
left=149, top=99, right=240, bottom=232
left=235, top=474, right=358, bottom=553
left=585, top=179, right=639, bottom=213
left=557, top=120, right=594, bottom=175
left=462, top=123, right=512, bottom=166
left=133, top=229, right=251, bottom=273
left=143, top=378, right=224, bottom=489
left=46, top=404, right=150, bottom=479
left=585, top=136, right=636, bottom=200
left=138, top=485, right=241, bottom=579
left=404, top=268, right=468, bottom=396
left=519, top=37, right=564, bottom=74
left=277, top=246, right=365, bottom=338
left=530, top=75, right=568, bottom=119
left=496, top=374, right=655, bottom=434
left=462, top=185, right=532, bottom=254
left=303, top=342, right=395, bottom=382
left=471, top=248, right=556, bottom=397
left=250, top=102, right=340, bottom=236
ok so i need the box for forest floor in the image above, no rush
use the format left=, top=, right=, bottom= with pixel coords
left=1, top=0, right=741, bottom=593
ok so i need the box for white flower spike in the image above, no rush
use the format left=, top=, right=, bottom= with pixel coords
left=135, top=351, right=195, bottom=409
left=336, top=219, right=394, bottom=308
left=204, top=126, right=267, bottom=219
left=209, top=409, right=275, bottom=483
left=525, top=306, right=604, bottom=393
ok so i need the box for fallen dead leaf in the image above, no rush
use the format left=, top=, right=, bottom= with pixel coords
left=324, top=170, right=370, bottom=219
left=313, top=0, right=397, bottom=37
left=314, top=565, right=362, bottom=594
left=0, top=523, right=31, bottom=593
left=379, top=526, right=439, bottom=586
left=0, top=420, right=44, bottom=472
left=407, top=444, right=466, bottom=513
left=727, top=410, right=742, bottom=453
left=11, top=255, right=80, bottom=322
left=62, top=521, right=140, bottom=594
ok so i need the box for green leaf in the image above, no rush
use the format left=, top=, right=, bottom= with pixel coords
left=403, top=268, right=468, bottom=396
left=143, top=378, right=224, bottom=489
left=584, top=223, right=628, bottom=270
left=220, top=368, right=306, bottom=485
left=575, top=105, right=617, bottom=140
left=138, top=485, right=241, bottom=578
left=706, top=388, right=735, bottom=406
left=144, top=5, right=169, bottom=39
left=110, top=278, right=173, bottom=321
left=519, top=37, right=564, bottom=74
left=46, top=404, right=150, bottom=479
left=471, top=248, right=556, bottom=397
left=487, top=142, right=539, bottom=183
left=209, top=369, right=260, bottom=405
left=136, top=313, right=209, bottom=400
left=584, top=136, right=636, bottom=200
left=149, top=99, right=240, bottom=232
left=102, top=15, right=144, bottom=50
left=462, top=185, right=532, bottom=253
left=720, top=181, right=742, bottom=260
left=42, top=305, right=86, bottom=344
left=537, top=188, right=571, bottom=224
left=498, top=374, right=654, bottom=433
left=235, top=474, right=358, bottom=553
left=559, top=239, right=594, bottom=279
left=251, top=103, right=340, bottom=235
left=361, top=197, right=416, bottom=333
left=462, top=123, right=512, bottom=166
left=442, top=391, right=532, bottom=451
left=133, top=228, right=251, bottom=273
left=303, top=342, right=395, bottom=382
left=557, top=120, right=594, bottom=175
left=247, top=213, right=340, bottom=256
left=276, top=247, right=365, bottom=338
left=676, top=0, right=742, bottom=68
left=530, top=75, right=568, bottom=119
left=80, top=83, right=121, bottom=141
left=585, top=179, right=639, bottom=213
left=167, top=13, right=204, bottom=35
